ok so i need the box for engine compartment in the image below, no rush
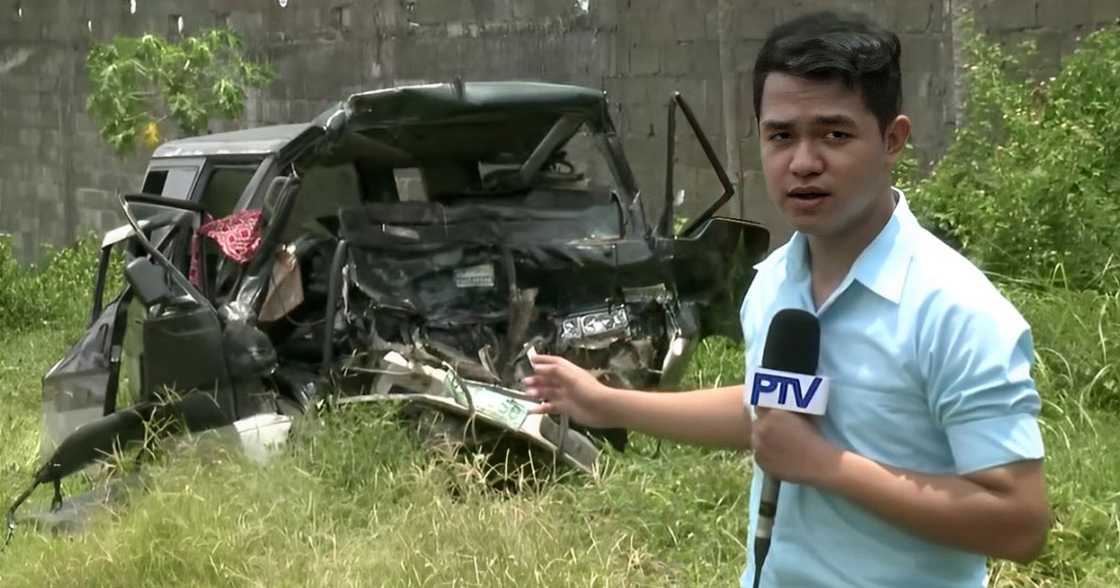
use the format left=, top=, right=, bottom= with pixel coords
left=260, top=185, right=693, bottom=446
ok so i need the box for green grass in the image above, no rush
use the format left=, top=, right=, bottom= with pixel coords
left=0, top=285, right=1118, bottom=586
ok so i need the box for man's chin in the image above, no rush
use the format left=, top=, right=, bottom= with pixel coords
left=786, top=217, right=830, bottom=236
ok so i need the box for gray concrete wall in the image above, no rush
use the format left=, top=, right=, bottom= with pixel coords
left=974, top=0, right=1120, bottom=76
left=0, top=0, right=1116, bottom=262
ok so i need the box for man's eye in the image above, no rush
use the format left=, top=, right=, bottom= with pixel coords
left=827, top=131, right=851, bottom=140
left=768, top=132, right=791, bottom=142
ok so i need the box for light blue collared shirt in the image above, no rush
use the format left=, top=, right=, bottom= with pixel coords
left=739, top=189, right=1044, bottom=587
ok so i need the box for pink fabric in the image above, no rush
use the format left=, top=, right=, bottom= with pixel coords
left=189, top=210, right=263, bottom=287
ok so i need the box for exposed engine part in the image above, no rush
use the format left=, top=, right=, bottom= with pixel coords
left=411, top=326, right=501, bottom=384
left=622, top=283, right=672, bottom=305
left=659, top=335, right=697, bottom=389
left=500, top=287, right=538, bottom=379
left=657, top=300, right=701, bottom=388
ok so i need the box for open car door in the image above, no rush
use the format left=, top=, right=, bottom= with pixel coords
left=40, top=205, right=199, bottom=457
left=19, top=189, right=304, bottom=536
left=655, top=93, right=770, bottom=341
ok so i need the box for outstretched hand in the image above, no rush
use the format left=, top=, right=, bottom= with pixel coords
left=521, top=354, right=616, bottom=429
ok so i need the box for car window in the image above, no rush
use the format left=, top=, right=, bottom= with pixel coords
left=475, top=123, right=623, bottom=198
left=281, top=163, right=364, bottom=241
left=552, top=123, right=621, bottom=195
left=141, top=167, right=198, bottom=198
left=199, top=166, right=256, bottom=219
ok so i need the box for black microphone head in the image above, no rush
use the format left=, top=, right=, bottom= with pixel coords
left=760, top=308, right=820, bottom=375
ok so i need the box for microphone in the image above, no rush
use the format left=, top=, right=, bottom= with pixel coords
left=748, top=308, right=823, bottom=588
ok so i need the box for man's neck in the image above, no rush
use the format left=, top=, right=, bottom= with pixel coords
left=805, top=189, right=897, bottom=307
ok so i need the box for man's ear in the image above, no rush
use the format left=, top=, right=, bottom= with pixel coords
left=883, top=115, right=912, bottom=163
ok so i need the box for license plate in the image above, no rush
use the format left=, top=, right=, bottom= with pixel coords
left=465, top=383, right=529, bottom=428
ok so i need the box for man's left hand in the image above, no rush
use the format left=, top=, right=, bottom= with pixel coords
left=751, top=408, right=841, bottom=485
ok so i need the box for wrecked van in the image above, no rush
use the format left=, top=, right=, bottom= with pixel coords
left=14, top=82, right=769, bottom=527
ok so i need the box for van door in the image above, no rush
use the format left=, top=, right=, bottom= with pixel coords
left=40, top=210, right=195, bottom=457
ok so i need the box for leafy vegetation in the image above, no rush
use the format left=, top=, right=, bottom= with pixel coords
left=0, top=234, right=116, bottom=334
left=905, top=21, right=1120, bottom=291
left=86, top=28, right=274, bottom=154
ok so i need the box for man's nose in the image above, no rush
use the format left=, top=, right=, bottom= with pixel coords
left=789, top=141, right=824, bottom=177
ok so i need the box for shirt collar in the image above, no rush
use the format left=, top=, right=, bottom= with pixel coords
left=761, top=187, right=918, bottom=305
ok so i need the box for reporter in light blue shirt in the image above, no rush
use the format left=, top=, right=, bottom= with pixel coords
left=739, top=188, right=1045, bottom=587
left=524, top=10, right=1050, bottom=588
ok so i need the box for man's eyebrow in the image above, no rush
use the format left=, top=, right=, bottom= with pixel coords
left=760, top=115, right=859, bottom=130
left=760, top=119, right=793, bottom=131
left=815, top=114, right=858, bottom=126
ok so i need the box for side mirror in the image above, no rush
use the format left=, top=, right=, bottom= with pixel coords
left=125, top=257, right=175, bottom=307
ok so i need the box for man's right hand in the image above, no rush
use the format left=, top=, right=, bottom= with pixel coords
left=521, top=354, right=617, bottom=429
left=523, top=353, right=751, bottom=450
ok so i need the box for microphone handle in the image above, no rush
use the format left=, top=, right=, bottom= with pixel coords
left=752, top=473, right=781, bottom=588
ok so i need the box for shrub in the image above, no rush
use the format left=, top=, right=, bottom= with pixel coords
left=907, top=22, right=1120, bottom=291
left=0, top=233, right=114, bottom=336
left=0, top=237, right=38, bottom=331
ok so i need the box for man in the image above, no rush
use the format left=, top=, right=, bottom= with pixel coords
left=523, top=10, right=1050, bottom=587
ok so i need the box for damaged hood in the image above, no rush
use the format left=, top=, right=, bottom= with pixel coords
left=308, top=81, right=611, bottom=166
left=315, top=81, right=608, bottom=130
left=153, top=82, right=612, bottom=164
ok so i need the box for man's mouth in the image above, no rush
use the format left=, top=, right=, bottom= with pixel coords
left=787, top=188, right=831, bottom=201
left=785, top=188, right=831, bottom=215
left=789, top=193, right=829, bottom=200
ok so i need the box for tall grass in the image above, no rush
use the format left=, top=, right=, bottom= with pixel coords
left=0, top=278, right=1117, bottom=586
left=0, top=329, right=748, bottom=586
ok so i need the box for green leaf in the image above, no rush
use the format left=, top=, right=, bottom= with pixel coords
left=85, top=27, right=274, bottom=156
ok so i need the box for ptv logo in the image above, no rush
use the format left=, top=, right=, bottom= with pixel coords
left=746, top=367, right=830, bottom=415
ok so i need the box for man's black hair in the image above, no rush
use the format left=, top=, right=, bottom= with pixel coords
left=752, top=11, right=902, bottom=132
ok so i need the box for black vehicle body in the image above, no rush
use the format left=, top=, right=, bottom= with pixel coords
left=36, top=81, right=770, bottom=486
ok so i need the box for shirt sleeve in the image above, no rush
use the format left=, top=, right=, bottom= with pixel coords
left=740, top=271, right=766, bottom=371
left=923, top=299, right=1045, bottom=475
left=740, top=271, right=767, bottom=414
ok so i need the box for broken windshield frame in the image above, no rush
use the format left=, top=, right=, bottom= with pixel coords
left=89, top=210, right=196, bottom=325
left=116, top=193, right=212, bottom=312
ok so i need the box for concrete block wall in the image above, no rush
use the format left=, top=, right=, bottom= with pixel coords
left=0, top=0, right=1115, bottom=262
left=974, top=0, right=1120, bottom=77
